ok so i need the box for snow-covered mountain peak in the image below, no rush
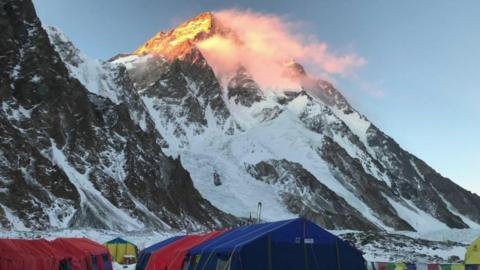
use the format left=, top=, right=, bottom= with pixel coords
left=127, top=13, right=353, bottom=114
left=134, top=12, right=235, bottom=60
left=4, top=0, right=480, bottom=234
left=109, top=14, right=480, bottom=233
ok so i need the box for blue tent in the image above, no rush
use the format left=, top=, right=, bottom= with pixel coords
left=135, top=235, right=184, bottom=270
left=186, top=218, right=366, bottom=270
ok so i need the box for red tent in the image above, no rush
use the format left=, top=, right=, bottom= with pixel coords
left=0, top=239, right=71, bottom=270
left=146, top=230, right=225, bottom=270
left=51, top=238, right=112, bottom=270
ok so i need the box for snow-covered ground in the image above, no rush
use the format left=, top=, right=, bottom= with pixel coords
left=337, top=229, right=480, bottom=263
left=112, top=263, right=135, bottom=270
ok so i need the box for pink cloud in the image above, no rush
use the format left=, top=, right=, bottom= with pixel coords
left=196, top=9, right=366, bottom=88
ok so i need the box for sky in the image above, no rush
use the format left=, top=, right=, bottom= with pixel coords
left=32, top=0, right=480, bottom=194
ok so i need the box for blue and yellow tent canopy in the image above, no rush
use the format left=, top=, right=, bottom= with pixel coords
left=104, top=237, right=138, bottom=264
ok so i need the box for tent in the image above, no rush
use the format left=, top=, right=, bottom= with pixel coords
left=104, top=237, right=138, bottom=264
left=51, top=238, right=112, bottom=270
left=186, top=218, right=366, bottom=270
left=136, top=235, right=185, bottom=270
left=407, top=264, right=417, bottom=270
left=466, top=237, right=480, bottom=264
left=145, top=230, right=225, bottom=270
left=0, top=239, right=71, bottom=270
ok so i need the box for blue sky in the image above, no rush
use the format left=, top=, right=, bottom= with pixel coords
left=32, top=0, right=480, bottom=194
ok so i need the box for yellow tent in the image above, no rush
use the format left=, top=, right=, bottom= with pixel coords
left=105, top=237, right=138, bottom=264
left=465, top=237, right=480, bottom=264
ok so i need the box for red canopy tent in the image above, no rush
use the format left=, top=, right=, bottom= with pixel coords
left=0, top=239, right=71, bottom=270
left=51, top=238, right=112, bottom=270
left=146, top=230, right=225, bottom=270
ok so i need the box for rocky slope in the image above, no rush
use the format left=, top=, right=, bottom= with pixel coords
left=1, top=1, right=479, bottom=232
left=0, top=0, right=234, bottom=231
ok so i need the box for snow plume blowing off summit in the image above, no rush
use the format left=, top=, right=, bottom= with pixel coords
left=135, top=9, right=366, bottom=88
left=198, top=10, right=366, bottom=87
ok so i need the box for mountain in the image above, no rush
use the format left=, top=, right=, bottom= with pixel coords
left=1, top=1, right=480, bottom=232
left=0, top=0, right=234, bottom=231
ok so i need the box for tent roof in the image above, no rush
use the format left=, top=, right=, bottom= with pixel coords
left=0, top=239, right=69, bottom=259
left=465, top=236, right=480, bottom=264
left=0, top=239, right=73, bottom=270
left=188, top=218, right=338, bottom=255
left=52, top=238, right=109, bottom=257
left=142, top=235, right=185, bottom=254
left=136, top=235, right=185, bottom=270
left=147, top=230, right=225, bottom=270
left=105, top=237, right=134, bottom=245
left=188, top=219, right=294, bottom=255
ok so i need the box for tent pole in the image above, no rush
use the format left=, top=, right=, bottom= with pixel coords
left=257, top=202, right=262, bottom=223
left=304, top=241, right=309, bottom=270
left=335, top=239, right=341, bottom=270
left=222, top=253, right=234, bottom=270
left=268, top=235, right=272, bottom=270
left=304, top=218, right=309, bottom=270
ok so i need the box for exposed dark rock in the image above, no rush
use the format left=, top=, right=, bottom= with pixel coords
left=320, top=137, right=414, bottom=231
left=247, top=159, right=377, bottom=230
left=367, top=125, right=470, bottom=228
left=227, top=66, right=264, bottom=107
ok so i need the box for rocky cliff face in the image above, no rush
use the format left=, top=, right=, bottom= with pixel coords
left=0, top=0, right=234, bottom=231
left=1, top=1, right=479, bottom=232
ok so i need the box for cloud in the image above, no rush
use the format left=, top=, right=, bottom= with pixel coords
left=196, top=9, right=366, bottom=88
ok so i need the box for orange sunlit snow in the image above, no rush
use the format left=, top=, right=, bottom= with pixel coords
left=134, top=9, right=365, bottom=88
left=134, top=12, right=216, bottom=57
